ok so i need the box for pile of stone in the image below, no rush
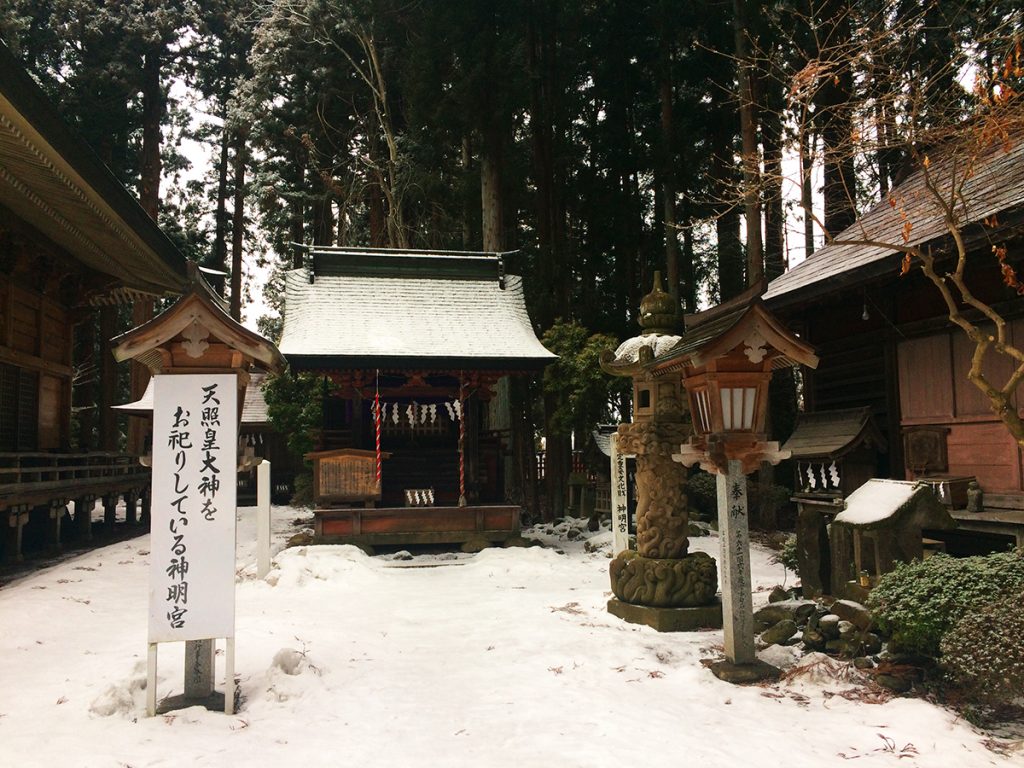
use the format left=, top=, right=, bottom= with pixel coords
left=754, top=590, right=884, bottom=668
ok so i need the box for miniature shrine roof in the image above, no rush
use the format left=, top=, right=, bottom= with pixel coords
left=782, top=407, right=887, bottom=460
left=0, top=42, right=186, bottom=299
left=835, top=479, right=954, bottom=531
left=279, top=248, right=557, bottom=371
left=764, top=131, right=1024, bottom=308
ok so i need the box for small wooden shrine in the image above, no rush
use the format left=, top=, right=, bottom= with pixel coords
left=782, top=407, right=886, bottom=596
left=278, top=247, right=555, bottom=548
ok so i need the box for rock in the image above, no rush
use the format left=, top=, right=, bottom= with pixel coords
left=760, top=619, right=798, bottom=646
left=566, top=528, right=582, bottom=540
left=687, top=522, right=705, bottom=537
left=461, top=538, right=492, bottom=554
left=392, top=550, right=414, bottom=561
left=753, top=599, right=817, bottom=627
left=806, top=609, right=827, bottom=632
left=838, top=620, right=857, bottom=638
left=861, top=632, right=883, bottom=655
left=709, top=659, right=782, bottom=684
left=853, top=656, right=875, bottom=670
left=504, top=535, right=540, bottom=548
left=768, top=586, right=789, bottom=603
left=830, top=599, right=873, bottom=630
left=801, top=628, right=826, bottom=652
left=287, top=531, right=314, bottom=548
left=819, top=614, right=841, bottom=639
left=875, top=673, right=912, bottom=693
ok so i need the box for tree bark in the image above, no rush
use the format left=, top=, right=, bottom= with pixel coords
left=658, top=10, right=680, bottom=301
left=733, top=0, right=763, bottom=287
left=230, top=136, right=246, bottom=321
left=139, top=46, right=164, bottom=220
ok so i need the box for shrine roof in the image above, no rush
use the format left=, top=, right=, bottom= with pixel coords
left=0, top=42, right=186, bottom=298
left=241, top=372, right=270, bottom=426
left=279, top=248, right=556, bottom=371
left=764, top=130, right=1024, bottom=308
left=781, top=407, right=887, bottom=460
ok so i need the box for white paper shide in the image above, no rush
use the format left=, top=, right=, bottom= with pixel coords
left=149, top=374, right=237, bottom=643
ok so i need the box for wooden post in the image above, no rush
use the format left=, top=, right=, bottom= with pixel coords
left=610, top=437, right=630, bottom=555
left=147, top=643, right=158, bottom=717
left=717, top=461, right=755, bottom=665
left=75, top=496, right=94, bottom=541
left=257, top=460, right=271, bottom=579
left=103, top=494, right=117, bottom=532
left=125, top=491, right=138, bottom=525
left=48, top=501, right=65, bottom=551
left=5, top=508, right=28, bottom=562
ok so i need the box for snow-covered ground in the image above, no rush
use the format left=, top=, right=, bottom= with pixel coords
left=0, top=507, right=1015, bottom=767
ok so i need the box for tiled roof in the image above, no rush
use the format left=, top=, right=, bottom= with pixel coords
left=764, top=133, right=1024, bottom=307
left=279, top=249, right=556, bottom=370
left=241, top=372, right=270, bottom=426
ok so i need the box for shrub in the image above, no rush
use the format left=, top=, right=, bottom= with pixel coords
left=867, top=549, right=1024, bottom=657
left=772, top=534, right=800, bottom=578
left=940, top=588, right=1024, bottom=705
left=686, top=471, right=717, bottom=520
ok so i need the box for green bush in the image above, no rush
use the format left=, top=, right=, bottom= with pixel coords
left=940, top=588, right=1024, bottom=705
left=772, top=534, right=800, bottom=577
left=867, top=550, right=1024, bottom=657
left=686, top=471, right=717, bottom=520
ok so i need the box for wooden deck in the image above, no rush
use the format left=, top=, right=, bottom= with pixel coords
left=314, top=504, right=521, bottom=547
left=948, top=492, right=1024, bottom=548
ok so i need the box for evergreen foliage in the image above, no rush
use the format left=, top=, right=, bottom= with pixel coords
left=867, top=550, right=1024, bottom=657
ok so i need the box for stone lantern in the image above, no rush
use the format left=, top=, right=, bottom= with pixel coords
left=600, top=273, right=722, bottom=632
left=655, top=293, right=819, bottom=681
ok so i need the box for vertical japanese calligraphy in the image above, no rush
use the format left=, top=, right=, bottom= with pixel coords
left=610, top=439, right=633, bottom=555
left=149, top=374, right=238, bottom=643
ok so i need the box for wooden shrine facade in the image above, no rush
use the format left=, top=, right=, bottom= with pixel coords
left=0, top=43, right=187, bottom=561
left=764, top=134, right=1024, bottom=552
left=279, top=247, right=556, bottom=547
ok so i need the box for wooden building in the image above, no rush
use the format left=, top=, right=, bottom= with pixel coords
left=765, top=135, right=1024, bottom=550
left=278, top=247, right=555, bottom=547
left=0, top=42, right=187, bottom=560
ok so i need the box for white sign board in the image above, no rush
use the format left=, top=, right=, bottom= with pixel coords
left=610, top=436, right=632, bottom=555
left=149, top=374, right=237, bottom=643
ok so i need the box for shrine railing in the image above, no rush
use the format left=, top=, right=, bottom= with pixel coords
left=0, top=452, right=149, bottom=506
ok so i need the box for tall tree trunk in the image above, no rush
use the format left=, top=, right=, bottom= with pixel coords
left=461, top=136, right=474, bottom=248
left=290, top=157, right=305, bottom=266
left=658, top=9, right=680, bottom=302
left=214, top=114, right=230, bottom=276
left=711, top=120, right=744, bottom=300
left=733, top=0, right=763, bottom=286
left=230, top=137, right=246, bottom=321
left=762, top=71, right=785, bottom=281
left=815, top=0, right=857, bottom=236
left=480, top=125, right=504, bottom=252
left=801, top=129, right=815, bottom=257
left=139, top=47, right=163, bottom=220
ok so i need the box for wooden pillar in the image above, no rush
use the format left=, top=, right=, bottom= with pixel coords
left=128, top=300, right=154, bottom=455
left=103, top=494, right=118, bottom=532
left=465, top=394, right=479, bottom=503
left=5, top=508, right=29, bottom=562
left=125, top=491, right=138, bottom=525
left=48, top=501, right=66, bottom=551
left=98, top=306, right=119, bottom=451
left=140, top=485, right=151, bottom=528
left=76, top=496, right=94, bottom=542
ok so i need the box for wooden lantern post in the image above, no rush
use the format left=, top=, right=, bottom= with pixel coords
left=660, top=297, right=818, bottom=683
left=111, top=278, right=284, bottom=715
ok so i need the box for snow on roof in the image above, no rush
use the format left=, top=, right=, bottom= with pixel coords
left=279, top=250, right=556, bottom=370
left=835, top=478, right=953, bottom=530
left=764, top=133, right=1024, bottom=307
left=241, top=372, right=270, bottom=426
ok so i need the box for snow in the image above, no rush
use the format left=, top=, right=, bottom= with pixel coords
left=0, top=507, right=1014, bottom=767
left=835, top=478, right=920, bottom=526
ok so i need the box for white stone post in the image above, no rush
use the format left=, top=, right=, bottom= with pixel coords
left=257, top=460, right=271, bottom=579
left=610, top=437, right=630, bottom=555
left=716, top=460, right=755, bottom=665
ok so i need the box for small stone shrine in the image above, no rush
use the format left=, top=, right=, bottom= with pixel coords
left=832, top=479, right=956, bottom=602
left=600, top=273, right=721, bottom=631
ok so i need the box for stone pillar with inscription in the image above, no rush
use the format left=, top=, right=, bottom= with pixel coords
left=600, top=273, right=723, bottom=632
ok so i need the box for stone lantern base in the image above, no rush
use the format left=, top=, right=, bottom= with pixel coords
left=607, top=549, right=723, bottom=632
left=607, top=598, right=723, bottom=632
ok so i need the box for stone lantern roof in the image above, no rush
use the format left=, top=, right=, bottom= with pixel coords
left=600, top=271, right=682, bottom=377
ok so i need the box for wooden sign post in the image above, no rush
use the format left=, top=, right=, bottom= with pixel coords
left=112, top=278, right=284, bottom=715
